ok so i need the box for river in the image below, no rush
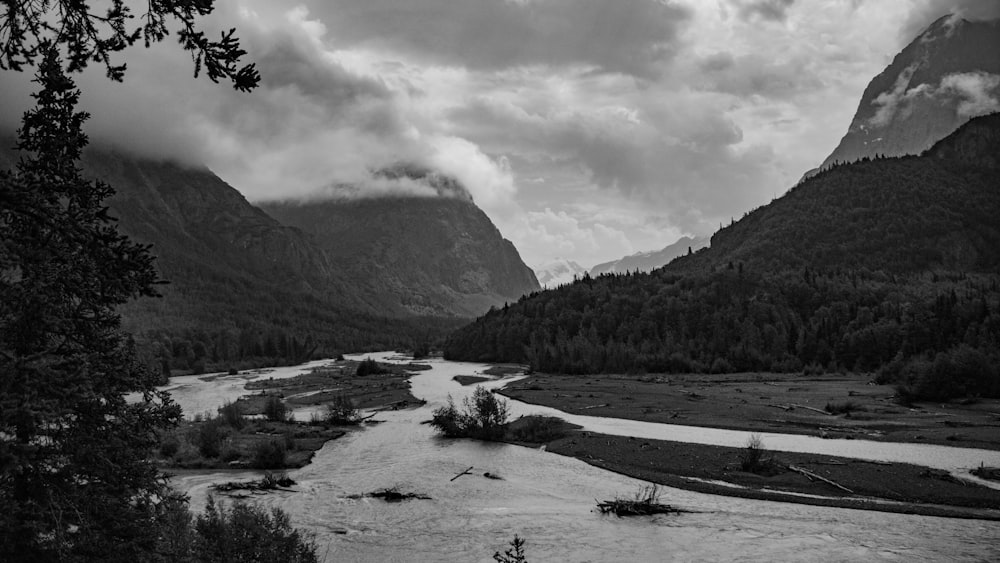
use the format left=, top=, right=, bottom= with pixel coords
left=169, top=353, right=1000, bottom=562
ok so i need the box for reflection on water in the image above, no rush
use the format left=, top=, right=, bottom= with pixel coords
left=168, top=353, right=1000, bottom=562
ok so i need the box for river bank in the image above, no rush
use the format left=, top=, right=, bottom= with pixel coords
left=500, top=371, right=1000, bottom=450
left=515, top=428, right=1000, bottom=520
left=495, top=371, right=1000, bottom=519
left=157, top=357, right=428, bottom=471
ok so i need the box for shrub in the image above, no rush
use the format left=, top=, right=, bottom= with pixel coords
left=710, top=357, right=732, bottom=374
left=506, top=416, right=568, bottom=443
left=220, top=446, right=242, bottom=463
left=196, top=418, right=226, bottom=458
left=263, top=395, right=288, bottom=422
left=412, top=342, right=430, bottom=360
left=430, top=397, right=463, bottom=436
left=824, top=401, right=866, bottom=415
left=189, top=497, right=317, bottom=562
left=252, top=440, right=287, bottom=469
left=355, top=357, right=387, bottom=376
left=325, top=394, right=361, bottom=425
left=430, top=386, right=509, bottom=440
left=739, top=433, right=771, bottom=473
left=159, top=435, right=181, bottom=458
left=219, top=400, right=246, bottom=429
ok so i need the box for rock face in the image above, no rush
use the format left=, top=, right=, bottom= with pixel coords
left=261, top=167, right=539, bottom=318
left=589, top=235, right=710, bottom=276
left=818, top=15, right=1000, bottom=171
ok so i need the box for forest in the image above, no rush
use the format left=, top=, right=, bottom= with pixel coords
left=445, top=115, right=1000, bottom=401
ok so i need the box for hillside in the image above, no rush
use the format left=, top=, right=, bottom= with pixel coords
left=443, top=114, right=1000, bottom=399
left=262, top=167, right=539, bottom=318
left=817, top=15, right=1000, bottom=172
left=0, top=142, right=464, bottom=372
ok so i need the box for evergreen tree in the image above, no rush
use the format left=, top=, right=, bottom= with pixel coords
left=0, top=49, right=181, bottom=560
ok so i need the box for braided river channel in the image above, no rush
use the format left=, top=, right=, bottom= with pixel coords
left=165, top=352, right=1000, bottom=562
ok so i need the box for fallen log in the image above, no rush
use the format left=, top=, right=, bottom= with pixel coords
left=788, top=465, right=854, bottom=494
left=791, top=404, right=832, bottom=416
left=450, top=466, right=474, bottom=482
left=767, top=404, right=794, bottom=411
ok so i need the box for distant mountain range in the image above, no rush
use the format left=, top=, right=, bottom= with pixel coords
left=589, top=236, right=710, bottom=276
left=810, top=15, right=999, bottom=176
left=534, top=259, right=588, bottom=288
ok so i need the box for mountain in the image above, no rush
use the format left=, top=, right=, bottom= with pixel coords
left=261, top=165, right=539, bottom=318
left=589, top=235, right=710, bottom=276
left=443, top=114, right=1000, bottom=398
left=0, top=142, right=468, bottom=371
left=817, top=15, right=1000, bottom=172
left=535, top=259, right=588, bottom=288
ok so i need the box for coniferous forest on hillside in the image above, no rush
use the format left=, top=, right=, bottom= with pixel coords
left=445, top=115, right=1000, bottom=401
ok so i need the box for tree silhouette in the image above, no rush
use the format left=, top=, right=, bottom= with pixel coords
left=1, top=0, right=259, bottom=90
left=0, top=49, right=181, bottom=560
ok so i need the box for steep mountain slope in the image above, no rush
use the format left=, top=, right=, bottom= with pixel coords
left=0, top=141, right=464, bottom=369
left=444, top=115, right=1000, bottom=395
left=535, top=259, right=588, bottom=288
left=262, top=167, right=539, bottom=317
left=589, top=235, right=709, bottom=276
left=818, top=15, right=1000, bottom=171
left=672, top=115, right=1000, bottom=276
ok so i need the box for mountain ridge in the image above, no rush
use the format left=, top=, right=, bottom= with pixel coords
left=817, top=15, right=1000, bottom=172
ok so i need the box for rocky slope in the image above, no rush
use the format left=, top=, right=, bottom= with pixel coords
left=818, top=15, right=1000, bottom=172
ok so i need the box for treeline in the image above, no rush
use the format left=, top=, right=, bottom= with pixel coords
left=445, top=115, right=1000, bottom=400
left=445, top=267, right=999, bottom=394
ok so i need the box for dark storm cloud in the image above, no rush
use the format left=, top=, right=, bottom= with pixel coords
left=304, top=0, right=693, bottom=77
left=448, top=93, right=775, bottom=233
left=695, top=52, right=822, bottom=99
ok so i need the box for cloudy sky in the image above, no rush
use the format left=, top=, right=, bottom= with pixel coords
left=2, top=0, right=998, bottom=269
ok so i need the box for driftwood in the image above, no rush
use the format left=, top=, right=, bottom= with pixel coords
left=856, top=459, right=892, bottom=466
left=597, top=485, right=682, bottom=517
left=767, top=404, right=794, bottom=411
left=582, top=403, right=609, bottom=410
left=450, top=466, right=474, bottom=482
left=350, top=487, right=432, bottom=502
left=212, top=472, right=295, bottom=493
left=788, top=465, right=854, bottom=493
left=790, top=404, right=832, bottom=416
